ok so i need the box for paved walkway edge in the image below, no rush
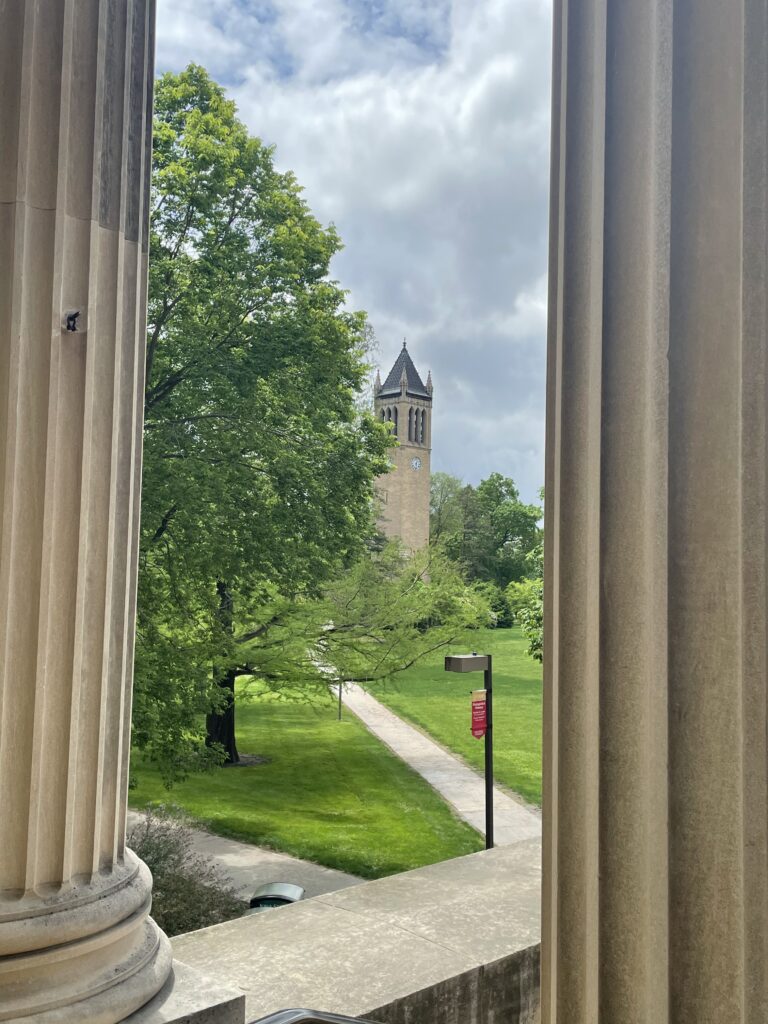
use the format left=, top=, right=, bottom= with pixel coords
left=340, top=683, right=541, bottom=845
left=127, top=810, right=361, bottom=899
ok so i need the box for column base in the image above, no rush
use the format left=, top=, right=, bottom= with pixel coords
left=122, top=960, right=245, bottom=1024
left=0, top=854, right=172, bottom=1023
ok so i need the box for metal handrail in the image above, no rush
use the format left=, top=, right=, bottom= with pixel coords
left=249, top=1009, right=381, bottom=1024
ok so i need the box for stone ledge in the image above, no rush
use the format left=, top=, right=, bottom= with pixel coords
left=170, top=839, right=541, bottom=1024
left=123, top=960, right=245, bottom=1024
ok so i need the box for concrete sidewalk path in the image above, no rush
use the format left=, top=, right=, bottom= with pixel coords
left=341, top=683, right=541, bottom=846
left=127, top=811, right=362, bottom=900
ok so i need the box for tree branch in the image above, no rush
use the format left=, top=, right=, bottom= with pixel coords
left=150, top=504, right=178, bottom=544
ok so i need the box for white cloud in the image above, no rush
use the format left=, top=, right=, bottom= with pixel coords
left=155, top=0, right=552, bottom=502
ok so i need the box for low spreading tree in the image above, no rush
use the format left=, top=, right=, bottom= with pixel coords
left=315, top=542, right=493, bottom=683
left=185, top=542, right=494, bottom=764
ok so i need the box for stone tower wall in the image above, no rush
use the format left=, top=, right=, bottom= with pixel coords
left=374, top=390, right=431, bottom=551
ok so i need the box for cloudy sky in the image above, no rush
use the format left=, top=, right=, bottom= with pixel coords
left=155, top=0, right=553, bottom=503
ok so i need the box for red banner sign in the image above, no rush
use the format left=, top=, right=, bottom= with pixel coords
left=471, top=689, right=487, bottom=739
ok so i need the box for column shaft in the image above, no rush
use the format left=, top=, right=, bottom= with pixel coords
left=0, top=2, right=170, bottom=1020
left=544, top=1, right=768, bottom=1022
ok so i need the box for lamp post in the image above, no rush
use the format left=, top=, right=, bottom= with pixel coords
left=444, top=652, right=494, bottom=849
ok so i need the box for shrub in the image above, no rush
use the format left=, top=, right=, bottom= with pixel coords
left=486, top=584, right=514, bottom=628
left=127, top=806, right=247, bottom=937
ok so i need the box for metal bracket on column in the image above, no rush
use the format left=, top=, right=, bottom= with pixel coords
left=64, top=310, right=81, bottom=332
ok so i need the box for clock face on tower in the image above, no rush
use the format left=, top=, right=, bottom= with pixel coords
left=411, top=457, right=422, bottom=471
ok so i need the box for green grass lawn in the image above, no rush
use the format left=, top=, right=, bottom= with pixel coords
left=130, top=689, right=482, bottom=879
left=368, top=627, right=543, bottom=805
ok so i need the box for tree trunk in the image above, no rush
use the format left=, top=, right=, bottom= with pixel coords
left=206, top=668, right=239, bottom=764
left=206, top=581, right=240, bottom=764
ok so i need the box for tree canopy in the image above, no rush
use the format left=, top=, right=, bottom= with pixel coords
left=133, top=66, right=390, bottom=779
left=226, top=542, right=493, bottom=699
left=430, top=472, right=542, bottom=594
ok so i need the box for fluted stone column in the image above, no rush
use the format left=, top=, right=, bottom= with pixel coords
left=0, top=2, right=172, bottom=1021
left=544, top=2, right=768, bottom=1022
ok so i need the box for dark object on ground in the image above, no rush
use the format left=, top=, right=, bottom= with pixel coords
left=127, top=805, right=247, bottom=936
left=224, top=753, right=271, bottom=768
left=249, top=882, right=305, bottom=911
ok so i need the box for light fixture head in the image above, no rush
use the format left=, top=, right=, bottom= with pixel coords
left=444, top=653, right=490, bottom=673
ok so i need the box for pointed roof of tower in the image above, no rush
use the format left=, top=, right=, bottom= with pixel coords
left=378, top=341, right=431, bottom=399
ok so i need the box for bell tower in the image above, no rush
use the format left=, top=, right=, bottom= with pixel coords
left=374, top=342, right=433, bottom=550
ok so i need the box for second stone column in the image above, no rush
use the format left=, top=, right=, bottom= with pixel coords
left=544, top=1, right=768, bottom=1022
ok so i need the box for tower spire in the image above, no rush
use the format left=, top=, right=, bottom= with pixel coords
left=377, top=343, right=430, bottom=398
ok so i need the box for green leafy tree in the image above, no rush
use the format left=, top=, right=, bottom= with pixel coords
left=430, top=472, right=542, bottom=623
left=319, top=543, right=493, bottom=681
left=429, top=472, right=464, bottom=543
left=506, top=544, right=543, bottom=662
left=463, top=474, right=541, bottom=588
left=228, top=542, right=493, bottom=695
left=134, top=66, right=390, bottom=779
